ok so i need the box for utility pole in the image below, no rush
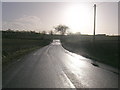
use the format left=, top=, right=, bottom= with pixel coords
left=92, top=4, right=99, bottom=67
left=93, top=4, right=96, bottom=41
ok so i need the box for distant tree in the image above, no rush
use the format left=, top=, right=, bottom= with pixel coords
left=75, top=32, right=81, bottom=35
left=6, top=29, right=14, bottom=33
left=42, top=31, right=46, bottom=35
left=54, top=24, right=69, bottom=35
left=7, top=29, right=12, bottom=31
left=49, top=30, right=53, bottom=35
left=30, top=31, right=36, bottom=34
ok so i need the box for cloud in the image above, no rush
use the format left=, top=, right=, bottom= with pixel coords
left=3, top=15, right=42, bottom=32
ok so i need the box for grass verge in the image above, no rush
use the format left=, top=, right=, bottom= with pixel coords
left=2, top=38, right=52, bottom=67
left=61, top=39, right=119, bottom=69
left=2, top=46, right=40, bottom=66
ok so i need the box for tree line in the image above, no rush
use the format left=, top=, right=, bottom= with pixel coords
left=2, top=24, right=70, bottom=35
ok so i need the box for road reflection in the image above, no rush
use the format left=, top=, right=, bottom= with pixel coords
left=55, top=43, right=118, bottom=88
left=51, top=39, right=61, bottom=45
left=49, top=39, right=118, bottom=88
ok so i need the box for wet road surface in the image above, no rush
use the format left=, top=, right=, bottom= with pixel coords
left=3, top=40, right=118, bottom=88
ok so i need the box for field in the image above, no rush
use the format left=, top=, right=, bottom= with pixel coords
left=2, top=30, right=119, bottom=69
left=2, top=31, right=52, bottom=66
left=61, top=35, right=119, bottom=69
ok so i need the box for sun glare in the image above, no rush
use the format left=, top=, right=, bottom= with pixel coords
left=64, top=4, right=92, bottom=33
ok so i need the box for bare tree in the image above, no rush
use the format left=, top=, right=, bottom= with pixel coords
left=54, top=24, right=69, bottom=35
left=49, top=30, right=53, bottom=35
left=42, top=31, right=46, bottom=35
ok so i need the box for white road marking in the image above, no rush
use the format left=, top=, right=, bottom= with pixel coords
left=60, top=70, right=76, bottom=88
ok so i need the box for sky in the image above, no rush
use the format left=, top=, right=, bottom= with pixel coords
left=1, top=1, right=119, bottom=35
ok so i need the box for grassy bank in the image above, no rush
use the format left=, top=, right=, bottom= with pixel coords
left=2, top=38, right=51, bottom=66
left=61, top=35, right=119, bottom=69
left=2, top=30, right=52, bottom=66
left=2, top=30, right=119, bottom=69
left=3, top=46, right=40, bottom=65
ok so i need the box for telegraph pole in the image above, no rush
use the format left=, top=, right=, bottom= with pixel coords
left=92, top=4, right=99, bottom=67
left=93, top=4, right=96, bottom=41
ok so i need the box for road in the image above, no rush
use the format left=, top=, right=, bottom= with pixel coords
left=3, top=40, right=118, bottom=88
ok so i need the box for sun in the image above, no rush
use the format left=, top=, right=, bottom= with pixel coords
left=63, top=3, right=92, bottom=33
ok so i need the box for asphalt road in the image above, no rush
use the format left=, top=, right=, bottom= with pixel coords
left=3, top=40, right=118, bottom=88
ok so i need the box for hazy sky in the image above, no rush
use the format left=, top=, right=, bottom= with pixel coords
left=2, top=2, right=119, bottom=35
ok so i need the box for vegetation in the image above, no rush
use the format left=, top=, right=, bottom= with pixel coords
left=61, top=35, right=119, bottom=69
left=54, top=24, right=69, bottom=35
left=2, top=30, right=52, bottom=66
left=2, top=29, right=119, bottom=69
